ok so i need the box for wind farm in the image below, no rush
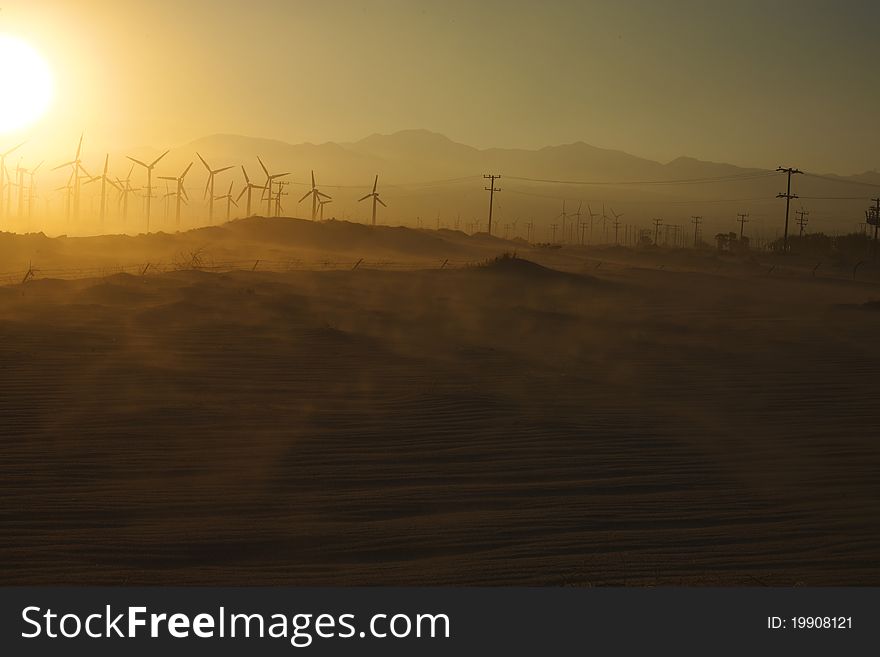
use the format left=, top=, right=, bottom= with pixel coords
left=1, top=0, right=879, bottom=597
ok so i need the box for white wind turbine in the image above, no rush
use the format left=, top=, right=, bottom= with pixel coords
left=358, top=175, right=386, bottom=226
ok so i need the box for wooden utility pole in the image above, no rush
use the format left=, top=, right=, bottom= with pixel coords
left=869, top=197, right=880, bottom=258
left=691, top=216, right=702, bottom=247
left=483, top=174, right=501, bottom=236
left=795, top=208, right=809, bottom=237
left=737, top=212, right=749, bottom=239
left=776, top=167, right=802, bottom=251
left=653, top=218, right=662, bottom=246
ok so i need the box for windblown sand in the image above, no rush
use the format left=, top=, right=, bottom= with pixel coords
left=1, top=221, right=878, bottom=585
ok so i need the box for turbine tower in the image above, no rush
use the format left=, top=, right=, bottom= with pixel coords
left=610, top=208, right=624, bottom=245
left=84, top=154, right=120, bottom=232
left=0, top=141, right=25, bottom=221
left=236, top=166, right=265, bottom=217
left=358, top=175, right=386, bottom=226
left=257, top=157, right=289, bottom=217
left=214, top=181, right=239, bottom=222
left=318, top=198, right=332, bottom=220
left=158, top=162, right=194, bottom=229
left=26, top=161, right=43, bottom=220
left=587, top=204, right=599, bottom=245
left=53, top=134, right=92, bottom=224
left=115, top=165, right=138, bottom=225
left=197, top=153, right=233, bottom=224
left=55, top=170, right=75, bottom=225
left=298, top=170, right=332, bottom=220
left=126, top=149, right=169, bottom=232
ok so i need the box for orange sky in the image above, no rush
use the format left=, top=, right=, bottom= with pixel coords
left=1, top=0, right=879, bottom=174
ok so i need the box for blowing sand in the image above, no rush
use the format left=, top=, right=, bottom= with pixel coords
left=1, top=219, right=879, bottom=585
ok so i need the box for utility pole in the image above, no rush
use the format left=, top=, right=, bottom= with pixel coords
left=776, top=166, right=802, bottom=252
left=691, top=216, right=702, bottom=247
left=653, top=218, right=662, bottom=246
left=869, top=197, right=880, bottom=258
left=483, top=174, right=501, bottom=236
left=737, top=212, right=749, bottom=239
left=795, top=208, right=809, bottom=237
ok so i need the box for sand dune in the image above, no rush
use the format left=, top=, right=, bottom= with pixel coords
left=1, top=240, right=879, bottom=585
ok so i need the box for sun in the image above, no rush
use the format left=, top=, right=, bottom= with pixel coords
left=0, top=34, right=54, bottom=135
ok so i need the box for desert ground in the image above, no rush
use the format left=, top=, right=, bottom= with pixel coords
left=1, top=217, right=879, bottom=585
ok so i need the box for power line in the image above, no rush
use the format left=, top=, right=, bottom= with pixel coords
left=505, top=172, right=777, bottom=187
left=802, top=172, right=880, bottom=189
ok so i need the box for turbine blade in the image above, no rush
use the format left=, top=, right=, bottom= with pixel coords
left=358, top=194, right=371, bottom=202
left=241, top=165, right=250, bottom=184
left=197, top=152, right=210, bottom=171
left=53, top=161, right=75, bottom=171
left=3, top=141, right=26, bottom=157
left=377, top=197, right=387, bottom=208
left=257, top=156, right=269, bottom=177
left=127, top=156, right=148, bottom=168
left=298, top=191, right=312, bottom=203
left=372, top=175, right=378, bottom=193
left=182, top=162, right=194, bottom=178
left=150, top=150, right=170, bottom=167
left=236, top=187, right=247, bottom=202
left=214, top=166, right=234, bottom=174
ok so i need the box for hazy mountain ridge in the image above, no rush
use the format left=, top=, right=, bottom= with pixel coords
left=80, top=130, right=878, bottom=236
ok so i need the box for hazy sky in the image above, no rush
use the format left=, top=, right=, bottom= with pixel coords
left=2, top=0, right=879, bottom=173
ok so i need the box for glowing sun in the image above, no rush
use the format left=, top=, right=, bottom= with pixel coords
left=0, top=34, right=54, bottom=134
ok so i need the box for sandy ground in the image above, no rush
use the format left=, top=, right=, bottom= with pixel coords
left=1, top=219, right=879, bottom=585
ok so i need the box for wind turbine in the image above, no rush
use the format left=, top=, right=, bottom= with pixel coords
left=197, top=153, right=233, bottom=224
left=601, top=203, right=610, bottom=243
left=236, top=166, right=265, bottom=217
left=318, top=198, right=332, bottom=220
left=273, top=180, right=289, bottom=217
left=257, top=157, right=289, bottom=217
left=358, top=175, right=386, bottom=226
left=26, top=161, right=43, bottom=220
left=115, top=165, right=138, bottom=225
left=553, top=200, right=568, bottom=244
left=610, top=208, right=624, bottom=245
left=55, top=170, right=75, bottom=225
left=570, top=201, right=583, bottom=244
left=0, top=141, right=25, bottom=220
left=53, top=134, right=92, bottom=224
left=587, top=204, right=599, bottom=245
left=215, top=180, right=239, bottom=222
left=158, top=162, right=193, bottom=228
left=84, top=154, right=120, bottom=232
left=298, top=170, right=332, bottom=220
left=127, top=149, right=169, bottom=232
left=15, top=161, right=27, bottom=218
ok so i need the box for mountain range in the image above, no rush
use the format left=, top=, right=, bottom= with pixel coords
left=93, top=130, right=880, bottom=237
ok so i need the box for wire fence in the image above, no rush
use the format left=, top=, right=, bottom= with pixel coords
left=0, top=257, right=485, bottom=287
